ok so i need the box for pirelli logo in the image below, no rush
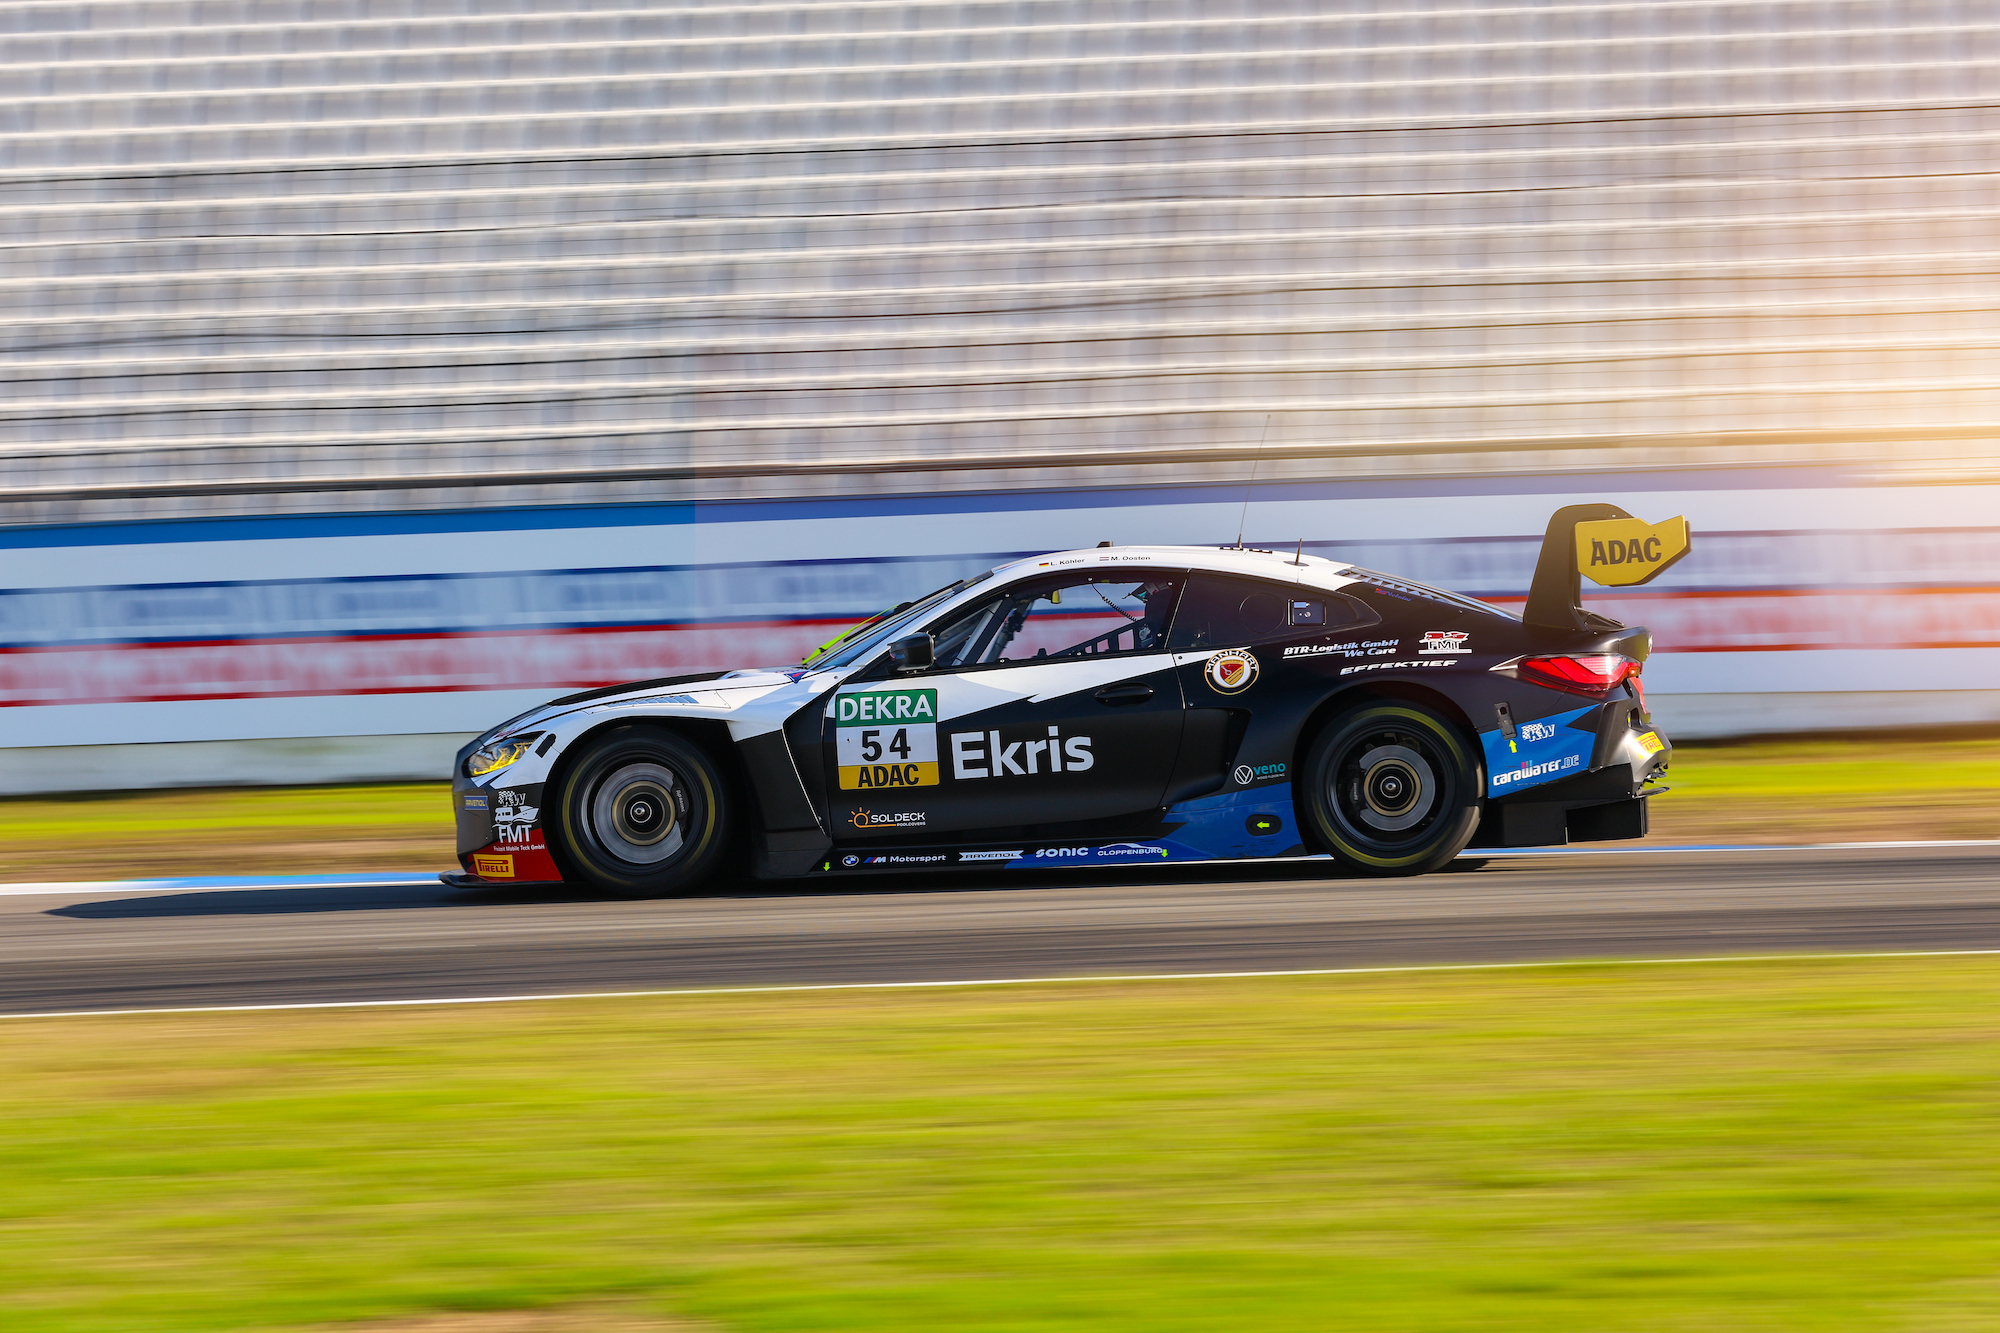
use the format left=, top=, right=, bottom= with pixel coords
left=835, top=687, right=941, bottom=790
left=471, top=853, right=515, bottom=878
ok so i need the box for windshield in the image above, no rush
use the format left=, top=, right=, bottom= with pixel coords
left=804, top=577, right=976, bottom=672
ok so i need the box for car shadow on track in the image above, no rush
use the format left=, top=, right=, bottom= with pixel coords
left=46, top=856, right=1498, bottom=920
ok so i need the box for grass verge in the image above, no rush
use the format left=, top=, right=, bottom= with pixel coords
left=5, top=959, right=2000, bottom=1331
left=1646, top=732, right=2000, bottom=845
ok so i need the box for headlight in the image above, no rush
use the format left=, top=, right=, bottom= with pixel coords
left=465, top=733, right=541, bottom=778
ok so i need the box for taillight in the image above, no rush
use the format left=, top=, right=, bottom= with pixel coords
left=1514, top=654, right=1641, bottom=696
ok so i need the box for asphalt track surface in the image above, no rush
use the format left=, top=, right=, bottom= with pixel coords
left=2, top=844, right=1998, bottom=1015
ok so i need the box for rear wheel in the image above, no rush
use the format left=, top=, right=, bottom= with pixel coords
left=1300, top=701, right=1482, bottom=877
left=550, top=727, right=734, bottom=897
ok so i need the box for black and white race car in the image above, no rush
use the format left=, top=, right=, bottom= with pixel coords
left=449, top=504, right=1685, bottom=894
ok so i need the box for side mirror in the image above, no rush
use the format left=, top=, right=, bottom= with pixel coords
left=888, top=634, right=935, bottom=674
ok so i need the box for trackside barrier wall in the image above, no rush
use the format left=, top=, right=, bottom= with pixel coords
left=2, top=468, right=1996, bottom=793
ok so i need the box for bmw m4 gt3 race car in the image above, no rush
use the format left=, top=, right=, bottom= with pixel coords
left=449, top=504, right=1688, bottom=895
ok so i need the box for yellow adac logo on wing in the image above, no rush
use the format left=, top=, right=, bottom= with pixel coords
left=1574, top=515, right=1691, bottom=588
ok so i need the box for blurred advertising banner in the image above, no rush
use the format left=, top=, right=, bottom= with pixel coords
left=1, top=470, right=1996, bottom=786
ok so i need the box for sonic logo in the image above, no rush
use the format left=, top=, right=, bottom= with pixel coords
left=1204, top=649, right=1260, bottom=694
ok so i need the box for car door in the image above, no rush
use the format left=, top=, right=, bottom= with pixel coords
left=1164, top=572, right=1382, bottom=797
left=823, top=570, right=1190, bottom=838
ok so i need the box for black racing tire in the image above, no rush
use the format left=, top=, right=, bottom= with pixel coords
left=1299, top=701, right=1484, bottom=877
left=549, top=726, right=734, bottom=898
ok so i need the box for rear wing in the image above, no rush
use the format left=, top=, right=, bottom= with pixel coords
left=1524, top=504, right=1691, bottom=631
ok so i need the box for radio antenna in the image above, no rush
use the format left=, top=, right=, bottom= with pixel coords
left=1233, top=414, right=1272, bottom=549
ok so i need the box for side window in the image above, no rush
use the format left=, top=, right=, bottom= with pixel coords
left=1167, top=574, right=1375, bottom=650
left=929, top=573, right=1185, bottom=669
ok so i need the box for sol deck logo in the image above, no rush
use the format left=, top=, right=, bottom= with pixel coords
left=1417, top=630, right=1470, bottom=654
left=836, top=687, right=940, bottom=789
left=848, top=808, right=926, bottom=830
left=471, top=853, right=514, bottom=878
left=1204, top=648, right=1260, bottom=693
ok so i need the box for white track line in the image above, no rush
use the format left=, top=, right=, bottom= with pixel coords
left=8, top=949, right=2000, bottom=1021
left=3, top=840, right=1996, bottom=899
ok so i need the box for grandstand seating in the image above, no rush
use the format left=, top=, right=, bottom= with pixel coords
left=1, top=0, right=1995, bottom=523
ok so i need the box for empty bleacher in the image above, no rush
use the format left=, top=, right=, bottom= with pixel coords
left=2, top=0, right=1996, bottom=524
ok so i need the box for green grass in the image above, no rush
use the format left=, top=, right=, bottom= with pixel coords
left=0, top=784, right=456, bottom=880
left=1651, top=734, right=2000, bottom=843
left=0, top=783, right=448, bottom=841
left=7, top=960, right=2000, bottom=1331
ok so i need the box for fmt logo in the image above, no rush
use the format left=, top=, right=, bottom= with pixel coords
left=1417, top=630, right=1470, bottom=654
left=493, top=789, right=540, bottom=844
left=950, top=726, right=1093, bottom=779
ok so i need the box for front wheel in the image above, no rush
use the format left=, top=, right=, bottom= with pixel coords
left=550, top=727, right=735, bottom=897
left=1300, top=701, right=1483, bottom=877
